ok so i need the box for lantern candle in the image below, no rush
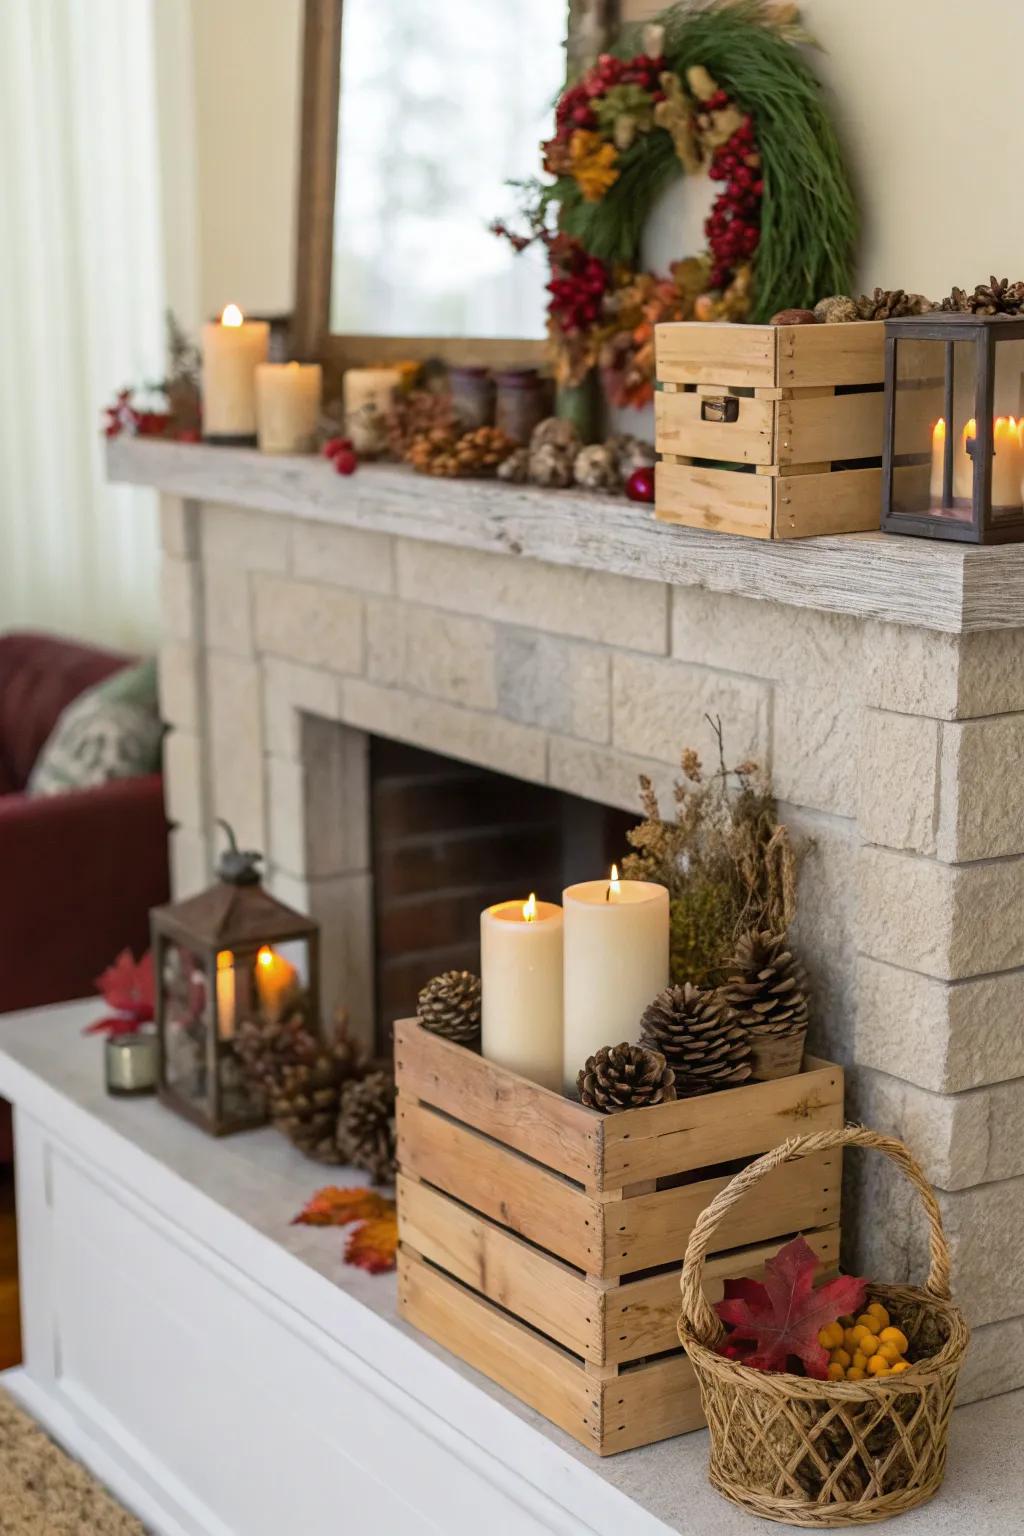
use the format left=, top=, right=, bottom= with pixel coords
left=255, top=362, right=322, bottom=454
left=215, top=949, right=236, bottom=1040
left=255, top=944, right=298, bottom=1024
left=992, top=415, right=1024, bottom=511
left=481, top=893, right=563, bottom=1090
left=562, top=867, right=669, bottom=1093
left=953, top=417, right=977, bottom=504
left=929, top=417, right=946, bottom=504
left=201, top=303, right=270, bottom=443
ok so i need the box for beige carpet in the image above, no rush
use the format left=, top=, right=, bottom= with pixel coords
left=0, top=1389, right=145, bottom=1534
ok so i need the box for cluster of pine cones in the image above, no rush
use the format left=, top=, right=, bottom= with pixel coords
left=940, top=275, right=1024, bottom=316
left=817, top=277, right=1024, bottom=325
left=234, top=1011, right=396, bottom=1183
left=577, top=929, right=809, bottom=1114
left=406, top=425, right=516, bottom=479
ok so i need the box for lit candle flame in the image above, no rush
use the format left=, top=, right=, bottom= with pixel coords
left=221, top=303, right=244, bottom=327
left=606, top=863, right=621, bottom=902
left=523, top=892, right=537, bottom=923
left=257, top=944, right=274, bottom=967
left=932, top=417, right=945, bottom=444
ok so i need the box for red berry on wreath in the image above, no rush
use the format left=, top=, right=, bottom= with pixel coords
left=333, top=448, right=358, bottom=476
left=626, top=466, right=655, bottom=504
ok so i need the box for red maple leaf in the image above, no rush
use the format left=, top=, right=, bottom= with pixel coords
left=83, top=949, right=155, bottom=1036
left=344, top=1213, right=398, bottom=1274
left=291, top=1186, right=389, bottom=1228
left=714, top=1235, right=867, bottom=1379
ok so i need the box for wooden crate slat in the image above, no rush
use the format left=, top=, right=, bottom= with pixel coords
left=775, top=467, right=882, bottom=538
left=655, top=389, right=775, bottom=465
left=397, top=1249, right=600, bottom=1452
left=655, top=462, right=774, bottom=537
left=778, top=322, right=885, bottom=388
left=605, top=1225, right=840, bottom=1365
left=656, top=322, right=777, bottom=388
left=396, top=1173, right=602, bottom=1362
left=779, top=391, right=884, bottom=464
left=601, top=1148, right=841, bottom=1277
left=600, top=1059, right=843, bottom=1186
left=599, top=1356, right=705, bottom=1455
left=393, top=1019, right=598, bottom=1186
left=397, top=1097, right=600, bottom=1272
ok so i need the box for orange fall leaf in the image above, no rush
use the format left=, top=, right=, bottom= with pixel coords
left=291, top=1185, right=390, bottom=1228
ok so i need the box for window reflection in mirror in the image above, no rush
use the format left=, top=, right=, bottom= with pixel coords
left=330, top=0, right=569, bottom=340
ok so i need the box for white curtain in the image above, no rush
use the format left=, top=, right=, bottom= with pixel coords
left=0, top=0, right=177, bottom=652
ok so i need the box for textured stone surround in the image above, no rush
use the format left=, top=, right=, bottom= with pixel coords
left=113, top=440, right=1024, bottom=1407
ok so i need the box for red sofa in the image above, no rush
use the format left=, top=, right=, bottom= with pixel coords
left=0, top=633, right=170, bottom=1159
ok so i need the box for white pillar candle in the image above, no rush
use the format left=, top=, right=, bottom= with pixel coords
left=481, top=894, right=563, bottom=1091
left=562, top=869, right=669, bottom=1093
left=343, top=366, right=402, bottom=456
left=215, top=949, right=235, bottom=1040
left=992, top=415, right=1023, bottom=510
left=255, top=362, right=322, bottom=454
left=255, top=944, right=298, bottom=1025
left=929, top=417, right=946, bottom=503
left=953, top=417, right=977, bottom=503
left=201, top=304, right=270, bottom=440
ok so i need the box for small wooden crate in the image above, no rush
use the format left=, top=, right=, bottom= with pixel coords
left=395, top=1019, right=844, bottom=1456
left=654, top=320, right=886, bottom=539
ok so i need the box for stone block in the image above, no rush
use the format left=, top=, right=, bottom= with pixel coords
left=846, top=1065, right=988, bottom=1193
left=395, top=542, right=669, bottom=654
left=938, top=714, right=1024, bottom=861
left=958, top=627, right=1024, bottom=718
left=786, top=810, right=858, bottom=1067
left=291, top=520, right=394, bottom=594
left=203, top=563, right=253, bottom=657
left=158, top=496, right=198, bottom=559
left=495, top=631, right=610, bottom=743
left=159, top=557, right=199, bottom=644
left=957, top=1315, right=1024, bottom=1403
left=253, top=574, right=363, bottom=674
left=266, top=755, right=305, bottom=878
left=343, top=679, right=547, bottom=784
left=207, top=653, right=264, bottom=852
left=857, top=711, right=939, bottom=854
left=163, top=729, right=204, bottom=832
left=861, top=621, right=962, bottom=719
left=856, top=846, right=956, bottom=978
left=261, top=657, right=341, bottom=761
left=201, top=502, right=290, bottom=572
left=157, top=643, right=200, bottom=731
left=611, top=653, right=768, bottom=766
left=547, top=736, right=679, bottom=816
left=672, top=587, right=861, bottom=690
left=365, top=598, right=497, bottom=710
left=169, top=826, right=208, bottom=900
left=300, top=716, right=370, bottom=878
left=774, top=686, right=859, bottom=819
left=939, top=1176, right=1024, bottom=1327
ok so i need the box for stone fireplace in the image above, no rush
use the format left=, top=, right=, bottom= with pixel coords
left=114, top=436, right=1024, bottom=1409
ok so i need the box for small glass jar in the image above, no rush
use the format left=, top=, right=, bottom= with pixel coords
left=495, top=369, right=550, bottom=446
left=105, top=1032, right=159, bottom=1097
left=449, top=366, right=495, bottom=431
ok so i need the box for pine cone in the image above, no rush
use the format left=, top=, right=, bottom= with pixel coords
left=270, top=1056, right=346, bottom=1163
left=453, top=426, right=517, bottom=475
left=235, top=1010, right=320, bottom=1099
left=407, top=427, right=462, bottom=477
left=236, top=1008, right=365, bottom=1157
left=721, top=930, right=809, bottom=1038
left=336, top=1068, right=396, bottom=1184
left=576, top=1042, right=676, bottom=1113
left=940, top=275, right=1024, bottom=316
left=417, top=970, right=481, bottom=1045
left=855, top=287, right=934, bottom=321
left=639, top=983, right=752, bottom=1096
left=387, top=388, right=455, bottom=461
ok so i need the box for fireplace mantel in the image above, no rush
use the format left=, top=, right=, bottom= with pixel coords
left=108, top=438, right=1024, bottom=633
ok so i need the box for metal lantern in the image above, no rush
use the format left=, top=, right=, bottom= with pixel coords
left=150, top=822, right=320, bottom=1135
left=882, top=312, right=1024, bottom=543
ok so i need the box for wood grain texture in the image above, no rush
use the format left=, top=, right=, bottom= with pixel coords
left=656, top=323, right=777, bottom=388
left=107, top=438, right=1024, bottom=632
left=394, top=1020, right=599, bottom=1186
left=655, top=390, right=775, bottom=465
left=599, top=1356, right=705, bottom=1455
left=779, top=323, right=885, bottom=388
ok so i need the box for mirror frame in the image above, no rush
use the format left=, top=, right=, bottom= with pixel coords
left=291, top=0, right=621, bottom=386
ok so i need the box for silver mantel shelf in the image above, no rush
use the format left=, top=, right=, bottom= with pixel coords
left=108, top=437, right=1024, bottom=633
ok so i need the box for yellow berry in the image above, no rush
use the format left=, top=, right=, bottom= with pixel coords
left=831, top=1348, right=852, bottom=1369
left=867, top=1354, right=889, bottom=1376
left=877, top=1341, right=902, bottom=1364
left=851, top=1351, right=868, bottom=1371
left=849, top=1324, right=869, bottom=1345
left=827, top=1362, right=846, bottom=1381
left=868, top=1302, right=890, bottom=1327
left=879, top=1327, right=909, bottom=1354
left=843, top=1328, right=859, bottom=1352
left=890, top=1361, right=910, bottom=1374
left=856, top=1314, right=877, bottom=1330
left=859, top=1334, right=880, bottom=1356
left=818, top=1322, right=844, bottom=1350
left=846, top=1366, right=866, bottom=1381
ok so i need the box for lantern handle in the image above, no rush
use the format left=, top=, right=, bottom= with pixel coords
left=215, top=819, right=263, bottom=886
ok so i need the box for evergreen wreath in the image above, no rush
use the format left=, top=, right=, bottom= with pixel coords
left=493, top=0, right=856, bottom=409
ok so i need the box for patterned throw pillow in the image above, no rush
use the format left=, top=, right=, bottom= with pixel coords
left=27, top=659, right=164, bottom=797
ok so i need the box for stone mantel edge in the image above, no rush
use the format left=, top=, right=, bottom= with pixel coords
left=108, top=438, right=1024, bottom=634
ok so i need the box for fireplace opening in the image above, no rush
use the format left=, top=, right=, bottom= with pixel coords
left=369, top=738, right=637, bottom=1049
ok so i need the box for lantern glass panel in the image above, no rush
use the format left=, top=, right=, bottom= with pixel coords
left=890, top=338, right=976, bottom=526
left=160, top=941, right=213, bottom=1112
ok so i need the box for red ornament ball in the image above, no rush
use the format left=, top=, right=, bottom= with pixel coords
left=323, top=435, right=353, bottom=460
left=333, top=447, right=358, bottom=476
left=625, top=466, right=655, bottom=504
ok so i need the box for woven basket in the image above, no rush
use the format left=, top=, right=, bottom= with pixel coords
left=678, top=1127, right=969, bottom=1528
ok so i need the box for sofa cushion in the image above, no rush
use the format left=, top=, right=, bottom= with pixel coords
left=0, top=632, right=131, bottom=791
left=27, top=659, right=164, bottom=797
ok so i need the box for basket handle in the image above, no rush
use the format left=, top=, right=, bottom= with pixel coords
left=679, top=1125, right=952, bottom=1349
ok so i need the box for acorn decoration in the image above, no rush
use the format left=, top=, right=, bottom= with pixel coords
left=417, top=970, right=482, bottom=1046
left=721, top=929, right=809, bottom=1081
left=639, top=982, right=752, bottom=1097
left=576, top=1041, right=676, bottom=1113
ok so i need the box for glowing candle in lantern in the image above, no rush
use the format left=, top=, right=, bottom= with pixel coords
left=200, top=303, right=270, bottom=442
left=215, top=949, right=236, bottom=1039
left=481, top=892, right=564, bottom=1090
left=562, top=866, right=669, bottom=1093
left=992, top=415, right=1024, bottom=511
left=255, top=944, right=298, bottom=1024
left=930, top=417, right=946, bottom=503
left=953, top=417, right=977, bottom=503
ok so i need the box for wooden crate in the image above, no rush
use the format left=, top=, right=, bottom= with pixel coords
left=395, top=1019, right=844, bottom=1455
left=654, top=320, right=886, bottom=539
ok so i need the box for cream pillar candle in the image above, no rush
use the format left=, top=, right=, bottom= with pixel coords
left=255, top=362, right=322, bottom=454
left=343, top=366, right=402, bottom=456
left=992, top=415, right=1023, bottom=510
left=929, top=417, right=946, bottom=503
left=953, top=417, right=977, bottom=503
left=255, top=944, right=298, bottom=1024
left=201, top=304, right=270, bottom=442
left=562, top=868, right=669, bottom=1093
left=481, top=893, right=564, bottom=1091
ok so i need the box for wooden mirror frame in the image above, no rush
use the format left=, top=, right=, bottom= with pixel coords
left=292, top=0, right=621, bottom=390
